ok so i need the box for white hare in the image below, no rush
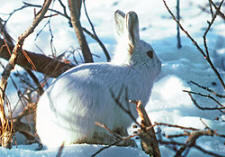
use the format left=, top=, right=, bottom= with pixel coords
left=36, top=10, right=161, bottom=147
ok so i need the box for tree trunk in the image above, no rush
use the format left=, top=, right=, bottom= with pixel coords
left=68, top=0, right=93, bottom=63
left=0, top=39, right=74, bottom=78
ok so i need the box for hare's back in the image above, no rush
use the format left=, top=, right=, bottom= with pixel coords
left=54, top=62, right=151, bottom=104
left=59, top=63, right=130, bottom=87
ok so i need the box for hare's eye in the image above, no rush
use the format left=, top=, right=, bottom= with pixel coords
left=147, top=50, right=153, bottom=59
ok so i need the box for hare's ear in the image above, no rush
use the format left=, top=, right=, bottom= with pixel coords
left=125, top=11, right=140, bottom=49
left=114, top=10, right=125, bottom=37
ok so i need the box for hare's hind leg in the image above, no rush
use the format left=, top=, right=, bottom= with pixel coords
left=75, top=131, right=116, bottom=145
left=75, top=128, right=136, bottom=147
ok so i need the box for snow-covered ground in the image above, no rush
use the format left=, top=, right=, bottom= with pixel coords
left=0, top=0, right=225, bottom=156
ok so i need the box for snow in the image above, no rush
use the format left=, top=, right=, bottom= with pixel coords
left=0, top=0, right=225, bottom=156
left=0, top=143, right=148, bottom=157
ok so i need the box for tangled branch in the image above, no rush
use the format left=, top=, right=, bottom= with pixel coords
left=162, top=0, right=225, bottom=89
left=0, top=0, right=52, bottom=148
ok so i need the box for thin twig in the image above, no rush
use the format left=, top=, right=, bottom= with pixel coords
left=0, top=0, right=52, bottom=148
left=110, top=89, right=141, bottom=128
left=93, top=121, right=136, bottom=157
left=23, top=1, right=111, bottom=62
left=82, top=0, right=111, bottom=61
left=162, top=0, right=206, bottom=58
left=189, top=81, right=225, bottom=98
left=209, top=0, right=225, bottom=20
left=56, top=142, right=65, bottom=157
left=175, top=129, right=214, bottom=157
left=91, top=140, right=122, bottom=157
left=162, top=0, right=225, bottom=89
left=187, top=92, right=225, bottom=111
left=95, top=122, right=122, bottom=140
left=183, top=90, right=225, bottom=110
left=202, top=0, right=225, bottom=89
left=208, top=0, right=214, bottom=18
left=57, top=0, right=70, bottom=20
left=155, top=122, right=200, bottom=131
left=23, top=2, right=70, bottom=20
left=158, top=140, right=224, bottom=157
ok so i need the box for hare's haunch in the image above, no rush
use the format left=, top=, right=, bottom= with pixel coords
left=36, top=10, right=161, bottom=147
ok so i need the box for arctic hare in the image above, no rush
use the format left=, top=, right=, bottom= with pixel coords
left=36, top=10, right=161, bottom=147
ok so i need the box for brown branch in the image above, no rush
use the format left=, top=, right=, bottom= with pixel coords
left=203, top=1, right=222, bottom=57
left=135, top=100, right=161, bottom=157
left=155, top=122, right=200, bottom=131
left=0, top=7, right=73, bottom=78
left=183, top=90, right=225, bottom=109
left=56, top=142, right=65, bottom=157
left=0, top=18, right=14, bottom=45
left=68, top=0, right=93, bottom=63
left=208, top=0, right=214, bottom=18
left=0, top=0, right=52, bottom=148
left=166, top=132, right=189, bottom=138
left=202, top=0, right=225, bottom=90
left=194, top=144, right=225, bottom=157
left=157, top=123, right=225, bottom=157
left=23, top=2, right=71, bottom=21
left=82, top=0, right=111, bottom=62
left=158, top=139, right=224, bottom=157
left=91, top=140, right=123, bottom=157
left=175, top=129, right=214, bottom=157
left=162, top=0, right=225, bottom=89
left=110, top=89, right=141, bottom=128
left=95, top=122, right=123, bottom=140
left=93, top=121, right=136, bottom=157
left=162, top=0, right=206, bottom=57
left=25, top=69, right=44, bottom=95
left=186, top=92, right=225, bottom=111
left=22, top=1, right=111, bottom=62
left=209, top=0, right=225, bottom=20
left=0, top=39, right=75, bottom=77
left=111, top=87, right=161, bottom=156
left=189, top=81, right=225, bottom=98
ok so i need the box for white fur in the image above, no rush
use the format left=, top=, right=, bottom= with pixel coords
left=36, top=10, right=161, bottom=147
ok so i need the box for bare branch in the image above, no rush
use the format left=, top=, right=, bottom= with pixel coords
left=91, top=140, right=122, bottom=157
left=22, top=1, right=111, bottom=62
left=162, top=0, right=225, bottom=89
left=209, top=0, right=225, bottom=20
left=0, top=0, right=52, bottom=148
left=111, top=87, right=161, bottom=156
left=203, top=1, right=223, bottom=57
left=158, top=139, right=225, bottom=157
left=186, top=92, right=225, bottom=112
left=110, top=90, right=141, bottom=128
left=183, top=90, right=225, bottom=109
left=154, top=122, right=200, bottom=131
left=0, top=38, right=74, bottom=77
left=82, top=0, right=111, bottom=62
left=175, top=129, right=214, bottom=157
left=56, top=142, right=65, bottom=157
left=208, top=0, right=214, bottom=18
left=162, top=0, right=206, bottom=57
left=93, top=121, right=136, bottom=157
left=57, top=0, right=70, bottom=20
left=134, top=100, right=161, bottom=157
left=189, top=81, right=225, bottom=98
left=23, top=2, right=70, bottom=21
